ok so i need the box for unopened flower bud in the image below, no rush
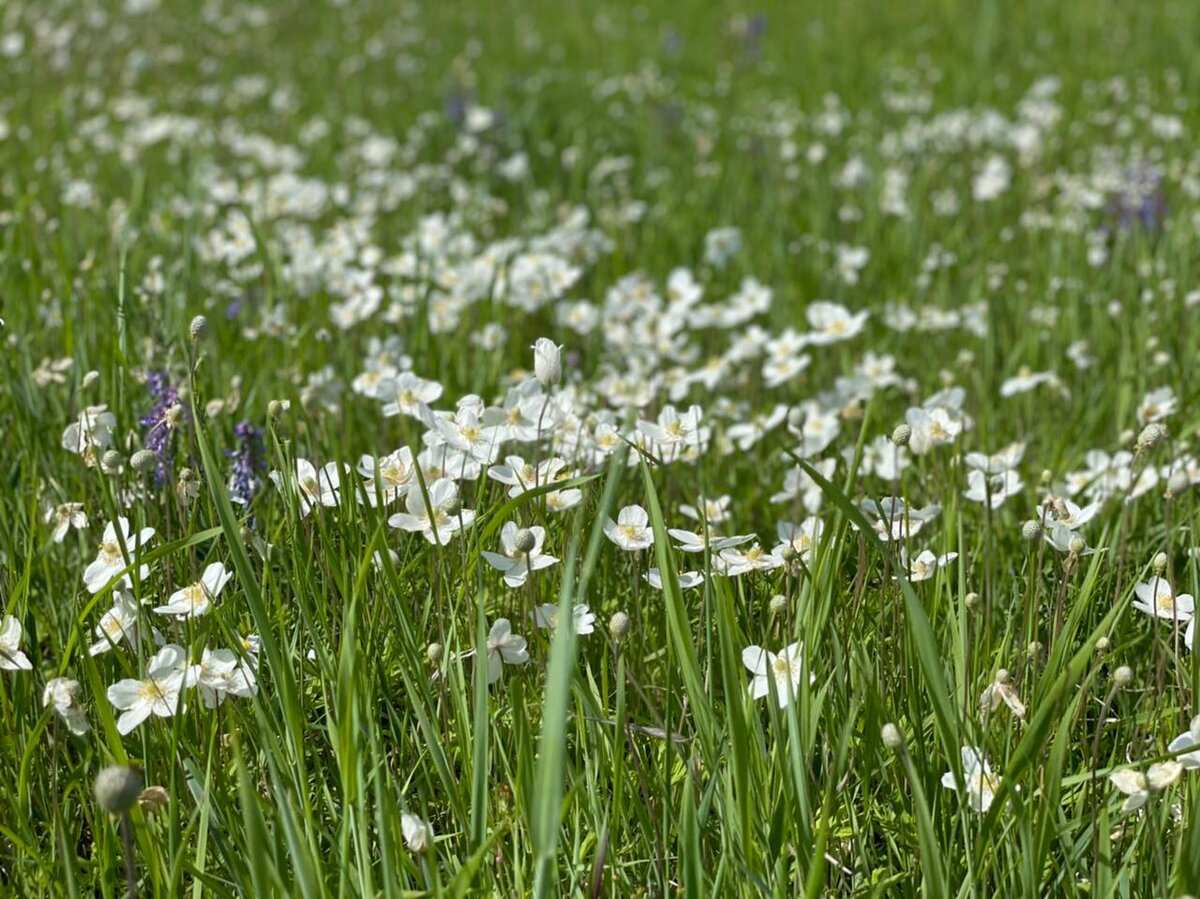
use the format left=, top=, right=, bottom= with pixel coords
left=1021, top=520, right=1042, bottom=542
left=881, top=723, right=905, bottom=750
left=426, top=642, right=443, bottom=665
left=768, top=594, right=789, bottom=616
left=1096, top=636, right=1111, bottom=653
left=131, top=449, right=158, bottom=473
left=1113, top=665, right=1134, bottom=688
left=512, top=528, right=537, bottom=554
left=189, top=314, right=208, bottom=342
left=1040, top=469, right=1052, bottom=485
left=267, top=399, right=287, bottom=419
left=94, top=765, right=144, bottom=814
left=891, top=424, right=912, bottom=447
left=82, top=370, right=100, bottom=390
left=101, top=450, right=124, bottom=475
left=964, top=592, right=980, bottom=611
left=532, top=337, right=562, bottom=386
left=1152, top=552, right=1168, bottom=575
left=609, top=611, right=631, bottom=643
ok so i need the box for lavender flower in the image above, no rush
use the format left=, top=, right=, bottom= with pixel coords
left=226, top=420, right=265, bottom=507
left=1106, top=163, right=1168, bottom=233
left=139, top=371, right=187, bottom=486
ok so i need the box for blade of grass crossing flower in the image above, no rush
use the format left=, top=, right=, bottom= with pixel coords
left=531, top=536, right=581, bottom=898
left=639, top=457, right=717, bottom=763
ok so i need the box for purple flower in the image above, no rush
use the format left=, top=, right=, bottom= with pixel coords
left=139, top=371, right=188, bottom=486
left=225, top=420, right=265, bottom=507
left=1106, top=163, right=1168, bottom=233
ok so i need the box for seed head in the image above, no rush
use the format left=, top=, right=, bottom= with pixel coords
left=94, top=765, right=144, bottom=814
left=1021, top=520, right=1042, bottom=542
left=1136, top=423, right=1166, bottom=452
left=1152, top=552, right=1168, bottom=575
left=130, top=449, right=158, bottom=474
left=891, top=424, right=912, bottom=447
left=768, top=594, right=789, bottom=616
left=189, top=315, right=208, bottom=342
left=101, top=450, right=124, bottom=475
left=426, top=642, right=444, bottom=665
left=1113, top=665, right=1134, bottom=688
left=512, top=528, right=537, bottom=554
left=609, top=611, right=631, bottom=643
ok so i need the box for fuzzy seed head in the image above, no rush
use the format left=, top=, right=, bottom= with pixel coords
left=94, top=765, right=144, bottom=814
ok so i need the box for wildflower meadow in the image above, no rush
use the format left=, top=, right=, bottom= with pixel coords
left=4, top=0, right=1200, bottom=895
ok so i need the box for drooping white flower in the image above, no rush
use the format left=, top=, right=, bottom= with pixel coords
left=533, top=603, right=595, bottom=635
left=43, top=677, right=90, bottom=735
left=484, top=619, right=529, bottom=684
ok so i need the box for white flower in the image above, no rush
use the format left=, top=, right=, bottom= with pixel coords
left=941, top=747, right=1002, bottom=813
left=901, top=549, right=958, bottom=582
left=1168, top=715, right=1200, bottom=769
left=43, top=677, right=90, bottom=735
left=773, top=518, right=823, bottom=565
left=484, top=619, right=529, bottom=684
left=742, top=643, right=811, bottom=708
left=1109, top=762, right=1182, bottom=813
left=155, top=562, right=234, bottom=619
left=401, top=812, right=433, bottom=852
left=533, top=603, right=595, bottom=635
left=805, top=301, right=868, bottom=345
left=192, top=647, right=257, bottom=708
left=1035, top=497, right=1100, bottom=531
left=604, top=505, right=654, bottom=551
left=532, top=337, right=563, bottom=386
left=643, top=568, right=705, bottom=590
left=357, top=447, right=415, bottom=506
left=106, top=644, right=195, bottom=735
left=46, top=502, right=88, bottom=543
left=83, top=518, right=155, bottom=594
left=0, top=616, right=32, bottom=671
left=89, top=591, right=144, bottom=656
left=979, top=671, right=1026, bottom=720
left=905, top=406, right=961, bottom=455
left=1132, top=578, right=1194, bottom=623
left=963, top=469, right=1024, bottom=509
left=379, top=372, right=443, bottom=420
left=667, top=528, right=754, bottom=554
left=61, top=404, right=116, bottom=457
left=268, top=459, right=344, bottom=518
left=481, top=523, right=558, bottom=588
left=388, top=478, right=474, bottom=544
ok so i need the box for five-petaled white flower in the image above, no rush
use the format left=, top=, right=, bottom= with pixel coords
left=481, top=523, right=558, bottom=588
left=604, top=505, right=655, bottom=551
left=1132, top=577, right=1195, bottom=623
left=388, top=478, right=475, bottom=544
left=1109, top=762, right=1183, bottom=813
left=533, top=603, right=595, bottom=635
left=106, top=644, right=196, bottom=735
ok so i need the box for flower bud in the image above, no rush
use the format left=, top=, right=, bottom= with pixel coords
left=891, top=424, right=912, bottom=447
left=130, top=449, right=158, bottom=474
left=1021, top=520, right=1042, bottom=542
left=609, top=611, right=631, bottom=643
left=94, top=765, right=144, bottom=814
left=82, top=370, right=100, bottom=390
left=267, top=399, right=288, bottom=419
left=964, top=592, right=979, bottom=611
left=426, top=642, right=444, bottom=665
left=138, top=785, right=170, bottom=813
left=512, top=528, right=537, bottom=554
left=881, top=722, right=905, bottom=751
left=768, top=594, right=789, bottom=616
left=401, top=812, right=433, bottom=852
left=995, top=668, right=1011, bottom=684
left=1113, top=665, right=1134, bottom=688
left=1152, top=552, right=1168, bottom=575
left=532, top=338, right=562, bottom=386
left=778, top=544, right=797, bottom=563
left=189, top=315, right=208, bottom=342
left=1095, top=635, right=1110, bottom=653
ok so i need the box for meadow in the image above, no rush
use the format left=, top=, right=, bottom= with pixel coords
left=3, top=0, right=1200, bottom=895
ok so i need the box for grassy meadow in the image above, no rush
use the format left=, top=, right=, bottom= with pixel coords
left=3, top=0, right=1200, bottom=895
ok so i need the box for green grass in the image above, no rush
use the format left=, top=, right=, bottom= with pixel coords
left=3, top=0, right=1200, bottom=895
